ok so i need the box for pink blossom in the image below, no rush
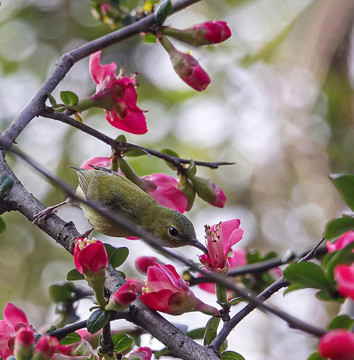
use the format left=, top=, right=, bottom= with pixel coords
left=319, top=330, right=354, bottom=360
left=189, top=176, right=226, bottom=208
left=334, top=263, right=354, bottom=300
left=143, top=173, right=188, bottom=213
left=80, top=156, right=112, bottom=170
left=135, top=256, right=161, bottom=273
left=89, top=51, right=147, bottom=134
left=0, top=303, right=31, bottom=359
left=106, top=283, right=138, bottom=311
left=34, top=335, right=58, bottom=360
left=200, top=219, right=244, bottom=271
left=14, top=327, right=34, bottom=359
left=327, top=231, right=354, bottom=252
left=208, top=181, right=226, bottom=208
left=126, top=346, right=152, bottom=360
left=73, top=238, right=108, bottom=275
left=140, top=263, right=218, bottom=315
left=125, top=278, right=145, bottom=294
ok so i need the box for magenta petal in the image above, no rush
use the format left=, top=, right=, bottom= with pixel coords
left=147, top=264, right=180, bottom=292
left=334, top=264, right=354, bottom=300
left=3, top=303, right=29, bottom=329
left=106, top=108, right=147, bottom=134
left=140, top=289, right=174, bottom=313
left=89, top=51, right=117, bottom=84
left=80, top=156, right=111, bottom=170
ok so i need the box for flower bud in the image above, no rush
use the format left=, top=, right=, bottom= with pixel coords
left=14, top=327, right=34, bottom=360
left=135, top=256, right=160, bottom=273
left=126, top=346, right=152, bottom=360
left=161, top=21, right=231, bottom=46
left=334, top=263, right=354, bottom=300
left=160, top=36, right=210, bottom=92
left=33, top=336, right=58, bottom=360
left=105, top=283, right=138, bottom=311
left=319, top=330, right=354, bottom=360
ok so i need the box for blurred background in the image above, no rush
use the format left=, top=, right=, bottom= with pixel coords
left=0, top=0, right=354, bottom=359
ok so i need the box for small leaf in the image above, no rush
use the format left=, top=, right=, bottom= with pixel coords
left=116, top=134, right=127, bottom=143
left=325, top=216, right=354, bottom=239
left=328, top=314, right=354, bottom=330
left=283, top=262, right=329, bottom=290
left=220, top=350, right=246, bottom=360
left=87, top=309, right=110, bottom=334
left=246, top=250, right=262, bottom=264
left=112, top=333, right=133, bottom=352
left=74, top=113, right=83, bottom=123
left=104, top=244, right=129, bottom=268
left=49, top=283, right=74, bottom=303
left=330, top=174, right=354, bottom=211
left=204, top=317, right=220, bottom=346
left=161, top=148, right=179, bottom=170
left=124, top=148, right=149, bottom=157
left=186, top=327, right=205, bottom=339
left=59, top=332, right=81, bottom=345
left=315, top=289, right=341, bottom=302
left=45, top=92, right=57, bottom=107
left=141, top=33, right=157, bottom=43
left=60, top=91, right=79, bottom=106
left=0, top=173, right=13, bottom=197
left=307, top=351, right=325, bottom=360
left=154, top=0, right=172, bottom=27
left=66, top=268, right=85, bottom=281
left=0, top=217, right=6, bottom=233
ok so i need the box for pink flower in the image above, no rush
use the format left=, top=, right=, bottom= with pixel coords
left=319, top=330, right=354, bottom=360
left=0, top=303, right=32, bottom=359
left=135, top=256, right=161, bottom=273
left=73, top=238, right=108, bottom=275
left=106, top=283, right=138, bottom=311
left=80, top=156, right=112, bottom=170
left=125, top=278, right=145, bottom=294
left=89, top=51, right=147, bottom=134
left=200, top=219, right=244, bottom=271
left=160, top=36, right=210, bottom=91
left=189, top=176, right=226, bottom=208
left=192, top=20, right=232, bottom=44
left=34, top=335, right=58, bottom=360
left=140, top=263, right=218, bottom=315
left=334, top=263, right=354, bottom=300
left=142, top=173, right=188, bottom=213
left=327, top=231, right=354, bottom=252
left=126, top=346, right=152, bottom=360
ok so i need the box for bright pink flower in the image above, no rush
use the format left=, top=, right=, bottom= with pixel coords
left=135, top=256, right=161, bottom=273
left=126, top=346, right=152, bottom=360
left=192, top=20, right=231, bottom=44
left=73, top=238, right=108, bottom=275
left=143, top=173, right=188, bottom=213
left=319, top=330, right=354, bottom=360
left=126, top=278, right=145, bottom=294
left=34, top=335, right=58, bottom=360
left=327, top=231, right=354, bottom=252
left=334, top=263, right=354, bottom=300
left=0, top=303, right=31, bottom=359
left=89, top=51, right=147, bottom=134
left=80, top=156, right=112, bottom=170
left=106, top=283, right=138, bottom=311
left=160, top=36, right=210, bottom=91
left=140, top=263, right=218, bottom=315
left=200, top=219, right=244, bottom=271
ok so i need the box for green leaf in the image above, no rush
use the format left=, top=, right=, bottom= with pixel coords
left=154, top=0, right=172, bottom=27
left=325, top=242, right=354, bottom=280
left=328, top=315, right=354, bottom=330
left=124, top=148, right=149, bottom=157
left=220, top=350, right=246, bottom=360
left=87, top=309, right=110, bottom=334
left=246, top=250, right=262, bottom=264
left=112, top=333, right=133, bottom=352
left=161, top=148, right=179, bottom=170
left=0, top=173, right=13, bottom=197
left=186, top=327, right=205, bottom=339
left=283, top=262, right=329, bottom=290
left=60, top=91, right=79, bottom=106
left=315, top=289, right=341, bottom=302
left=66, top=268, right=85, bottom=281
left=325, top=216, right=354, bottom=239
left=204, top=317, right=220, bottom=346
left=307, top=351, right=324, bottom=360
left=49, top=283, right=74, bottom=303
left=141, top=33, right=157, bottom=43
left=330, top=174, right=354, bottom=211
left=116, top=134, right=127, bottom=143
left=59, top=332, right=81, bottom=345
left=104, top=244, right=129, bottom=268
left=45, top=91, right=58, bottom=107
left=0, top=217, right=6, bottom=233
left=284, top=283, right=308, bottom=294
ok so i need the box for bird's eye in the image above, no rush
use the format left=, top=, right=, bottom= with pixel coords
left=168, top=226, right=178, bottom=236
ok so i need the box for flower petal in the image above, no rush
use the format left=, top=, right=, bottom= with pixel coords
left=89, top=51, right=117, bottom=84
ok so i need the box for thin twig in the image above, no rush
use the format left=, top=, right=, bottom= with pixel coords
left=6, top=146, right=327, bottom=340
left=41, top=108, right=234, bottom=170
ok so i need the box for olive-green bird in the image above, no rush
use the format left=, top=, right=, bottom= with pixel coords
left=65, top=166, right=208, bottom=254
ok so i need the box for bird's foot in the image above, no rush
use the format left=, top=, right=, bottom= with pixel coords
left=32, top=201, right=67, bottom=225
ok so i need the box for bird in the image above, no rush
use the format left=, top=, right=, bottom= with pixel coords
left=35, top=166, right=208, bottom=255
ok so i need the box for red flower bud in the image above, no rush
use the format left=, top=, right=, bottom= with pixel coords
left=14, top=327, right=34, bottom=360
left=334, top=263, right=354, bottom=300
left=33, top=336, right=58, bottom=360
left=319, top=330, right=354, bottom=360
left=106, top=283, right=138, bottom=311
left=135, top=256, right=161, bottom=273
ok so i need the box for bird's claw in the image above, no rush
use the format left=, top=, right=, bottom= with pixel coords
left=32, top=205, right=59, bottom=225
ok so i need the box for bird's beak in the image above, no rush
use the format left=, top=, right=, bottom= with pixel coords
left=191, top=238, right=209, bottom=256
